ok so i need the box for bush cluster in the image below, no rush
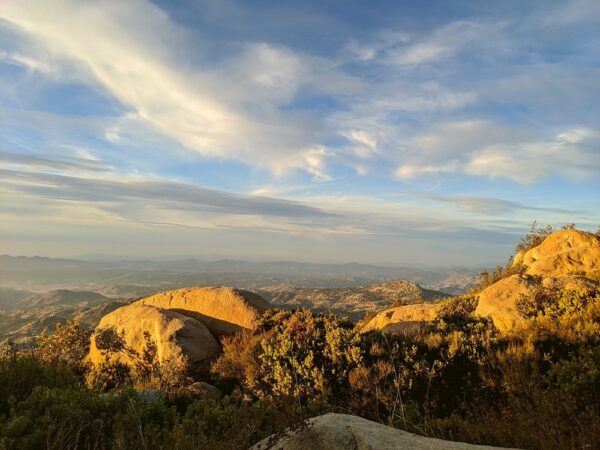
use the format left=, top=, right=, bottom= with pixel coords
left=2, top=217, right=600, bottom=450
left=210, top=285, right=600, bottom=450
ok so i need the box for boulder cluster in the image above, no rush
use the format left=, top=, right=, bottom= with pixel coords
left=361, top=230, right=600, bottom=333
left=88, top=286, right=270, bottom=376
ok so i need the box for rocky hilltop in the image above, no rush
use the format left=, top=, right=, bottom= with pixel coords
left=252, top=413, right=513, bottom=450
left=263, top=279, right=447, bottom=320
left=476, top=229, right=599, bottom=331
left=363, top=229, right=600, bottom=333
left=513, top=229, right=600, bottom=277
left=88, top=286, right=269, bottom=376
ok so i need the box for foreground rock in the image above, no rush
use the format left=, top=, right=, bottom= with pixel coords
left=88, top=303, right=220, bottom=376
left=251, top=413, right=514, bottom=450
left=360, top=303, right=443, bottom=334
left=139, top=286, right=270, bottom=336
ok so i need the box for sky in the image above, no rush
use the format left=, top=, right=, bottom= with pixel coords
left=0, top=0, right=599, bottom=266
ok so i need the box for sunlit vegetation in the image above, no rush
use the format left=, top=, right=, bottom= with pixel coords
left=1, top=282, right=599, bottom=449
left=1, top=226, right=599, bottom=449
left=515, top=221, right=555, bottom=253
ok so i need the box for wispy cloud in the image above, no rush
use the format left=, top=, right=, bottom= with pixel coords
left=0, top=1, right=332, bottom=177
left=394, top=122, right=600, bottom=183
left=0, top=168, right=333, bottom=220
left=407, top=192, right=580, bottom=215
left=1, top=0, right=599, bottom=262
left=0, top=150, right=112, bottom=173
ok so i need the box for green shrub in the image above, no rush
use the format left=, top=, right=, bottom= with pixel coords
left=213, top=309, right=363, bottom=402
left=37, top=320, right=91, bottom=376
left=515, top=221, right=554, bottom=253
left=516, top=285, right=598, bottom=319
left=0, top=357, right=79, bottom=415
left=475, top=263, right=526, bottom=291
left=438, top=295, right=478, bottom=323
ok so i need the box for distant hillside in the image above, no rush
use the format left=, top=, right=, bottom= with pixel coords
left=73, top=301, right=129, bottom=329
left=262, top=279, right=448, bottom=319
left=0, top=287, right=33, bottom=309
left=0, top=289, right=126, bottom=346
left=18, top=289, right=111, bottom=309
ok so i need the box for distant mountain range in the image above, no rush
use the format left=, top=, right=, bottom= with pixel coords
left=0, top=255, right=483, bottom=346
left=0, top=254, right=480, bottom=294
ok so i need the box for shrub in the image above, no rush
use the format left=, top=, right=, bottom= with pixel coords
left=0, top=356, right=79, bottom=416
left=515, top=221, right=554, bottom=253
left=515, top=285, right=598, bottom=320
left=36, top=321, right=91, bottom=376
left=475, top=263, right=526, bottom=291
left=438, top=295, right=478, bottom=323
left=213, top=309, right=363, bottom=402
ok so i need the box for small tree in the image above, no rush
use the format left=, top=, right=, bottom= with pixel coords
left=36, top=320, right=91, bottom=375
left=515, top=221, right=554, bottom=253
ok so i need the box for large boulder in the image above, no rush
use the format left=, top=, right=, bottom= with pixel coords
left=513, top=229, right=600, bottom=278
left=139, top=286, right=270, bottom=337
left=88, top=303, right=220, bottom=376
left=474, top=275, right=533, bottom=332
left=251, top=413, right=514, bottom=449
left=475, top=230, right=600, bottom=332
left=475, top=274, right=598, bottom=332
left=360, top=303, right=443, bottom=334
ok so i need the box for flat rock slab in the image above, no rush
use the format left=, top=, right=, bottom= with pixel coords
left=251, top=413, right=516, bottom=450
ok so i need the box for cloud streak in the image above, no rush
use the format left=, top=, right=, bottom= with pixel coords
left=0, top=1, right=331, bottom=176
left=0, top=168, right=334, bottom=220
left=407, top=192, right=580, bottom=215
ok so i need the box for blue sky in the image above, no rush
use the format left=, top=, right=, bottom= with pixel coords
left=0, top=0, right=599, bottom=265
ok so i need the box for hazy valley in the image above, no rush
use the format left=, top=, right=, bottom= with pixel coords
left=0, top=256, right=478, bottom=345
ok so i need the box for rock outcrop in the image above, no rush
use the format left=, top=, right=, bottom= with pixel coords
left=360, top=303, right=443, bottom=334
left=513, top=229, right=600, bottom=278
left=362, top=230, right=600, bottom=334
left=139, top=286, right=270, bottom=337
left=88, top=303, right=220, bottom=376
left=474, top=275, right=533, bottom=332
left=87, top=286, right=271, bottom=377
left=251, top=413, right=514, bottom=450
left=476, top=230, right=599, bottom=332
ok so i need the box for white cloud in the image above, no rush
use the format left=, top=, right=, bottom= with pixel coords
left=395, top=122, right=600, bottom=184
left=0, top=0, right=330, bottom=176
left=409, top=192, right=579, bottom=215
left=0, top=51, right=53, bottom=74
left=466, top=127, right=600, bottom=183
left=395, top=161, right=459, bottom=180
left=544, top=0, right=600, bottom=24
left=388, top=21, right=507, bottom=66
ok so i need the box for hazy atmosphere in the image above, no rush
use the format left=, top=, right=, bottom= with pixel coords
left=1, top=0, right=599, bottom=265
left=1, top=2, right=600, bottom=450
